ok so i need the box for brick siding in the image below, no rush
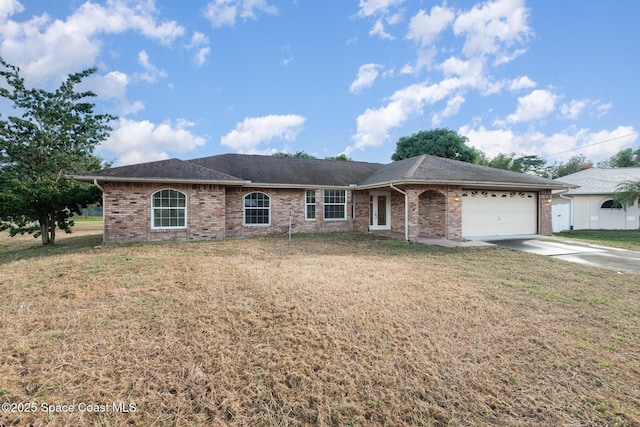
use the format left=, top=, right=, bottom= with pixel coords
left=102, top=182, right=225, bottom=243
left=101, top=182, right=552, bottom=244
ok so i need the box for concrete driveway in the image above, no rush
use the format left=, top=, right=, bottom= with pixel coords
left=488, top=236, right=640, bottom=275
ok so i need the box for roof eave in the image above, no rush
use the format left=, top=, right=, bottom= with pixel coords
left=70, top=175, right=248, bottom=186
left=358, top=179, right=572, bottom=191
left=244, top=182, right=357, bottom=189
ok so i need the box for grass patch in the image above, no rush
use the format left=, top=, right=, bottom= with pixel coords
left=555, top=229, right=640, bottom=251
left=0, top=232, right=639, bottom=426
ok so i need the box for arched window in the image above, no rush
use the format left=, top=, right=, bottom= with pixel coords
left=152, top=189, right=187, bottom=228
left=600, top=199, right=622, bottom=209
left=244, top=192, right=270, bottom=225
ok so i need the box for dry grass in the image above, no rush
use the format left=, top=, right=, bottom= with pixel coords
left=1, top=229, right=639, bottom=426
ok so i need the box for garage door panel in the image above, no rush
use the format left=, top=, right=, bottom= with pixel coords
left=462, top=190, right=537, bottom=238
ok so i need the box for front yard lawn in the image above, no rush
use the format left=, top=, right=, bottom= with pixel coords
left=555, top=229, right=640, bottom=251
left=1, top=232, right=639, bottom=426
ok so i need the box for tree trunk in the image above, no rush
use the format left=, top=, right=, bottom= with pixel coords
left=39, top=214, right=49, bottom=245
left=49, top=214, right=56, bottom=245
left=39, top=212, right=55, bottom=245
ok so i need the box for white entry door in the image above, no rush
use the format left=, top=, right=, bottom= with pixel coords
left=370, top=191, right=391, bottom=230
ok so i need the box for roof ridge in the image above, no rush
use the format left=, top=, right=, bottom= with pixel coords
left=404, top=154, right=426, bottom=179
left=183, top=159, right=243, bottom=181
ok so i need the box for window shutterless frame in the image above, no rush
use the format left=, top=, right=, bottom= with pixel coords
left=151, top=189, right=187, bottom=229
left=244, top=192, right=271, bottom=225
left=323, top=189, right=346, bottom=220
left=305, top=189, right=316, bottom=220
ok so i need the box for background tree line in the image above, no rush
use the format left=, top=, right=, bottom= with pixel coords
left=390, top=128, right=640, bottom=178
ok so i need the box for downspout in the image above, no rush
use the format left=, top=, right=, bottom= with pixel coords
left=390, top=183, right=408, bottom=242
left=93, top=179, right=106, bottom=244
left=559, top=193, right=574, bottom=230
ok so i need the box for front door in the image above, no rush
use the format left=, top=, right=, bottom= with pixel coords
left=370, top=191, right=391, bottom=230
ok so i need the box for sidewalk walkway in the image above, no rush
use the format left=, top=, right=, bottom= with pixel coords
left=370, top=230, right=493, bottom=248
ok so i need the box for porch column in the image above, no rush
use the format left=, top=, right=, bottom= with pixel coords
left=539, top=189, right=553, bottom=235
left=406, top=186, right=422, bottom=243
left=446, top=187, right=462, bottom=240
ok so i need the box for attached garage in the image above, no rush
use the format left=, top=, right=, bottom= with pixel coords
left=461, top=190, right=538, bottom=238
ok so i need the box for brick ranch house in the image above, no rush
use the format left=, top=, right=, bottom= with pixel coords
left=72, top=153, right=572, bottom=244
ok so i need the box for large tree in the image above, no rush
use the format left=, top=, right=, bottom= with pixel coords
left=0, top=58, right=115, bottom=245
left=554, top=154, right=592, bottom=178
left=599, top=148, right=640, bottom=168
left=481, top=152, right=554, bottom=178
left=391, top=128, right=480, bottom=162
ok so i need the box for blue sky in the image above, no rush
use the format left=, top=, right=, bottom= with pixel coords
left=1, top=0, right=638, bottom=166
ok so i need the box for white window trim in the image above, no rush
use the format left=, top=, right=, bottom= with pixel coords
left=323, top=189, right=347, bottom=221
left=244, top=192, right=271, bottom=226
left=305, top=189, right=316, bottom=221
left=151, top=189, right=188, bottom=230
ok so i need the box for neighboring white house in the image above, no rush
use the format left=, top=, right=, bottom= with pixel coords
left=552, top=168, right=640, bottom=232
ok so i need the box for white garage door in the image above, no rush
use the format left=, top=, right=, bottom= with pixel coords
left=461, top=190, right=538, bottom=238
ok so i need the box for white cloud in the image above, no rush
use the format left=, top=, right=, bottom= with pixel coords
left=86, top=71, right=145, bottom=116
left=0, top=0, right=23, bottom=21
left=506, top=89, right=559, bottom=123
left=575, top=126, right=639, bottom=161
left=453, top=0, right=531, bottom=60
left=347, top=78, right=465, bottom=154
left=459, top=125, right=527, bottom=158
left=432, top=94, right=465, bottom=126
left=0, top=0, right=184, bottom=86
left=221, top=114, right=306, bottom=153
left=193, top=47, right=212, bottom=67
left=560, top=99, right=588, bottom=120
left=509, top=76, right=536, bottom=91
left=369, top=19, right=393, bottom=39
left=203, top=0, right=277, bottom=28
left=406, top=6, right=454, bottom=48
left=350, top=63, right=382, bottom=94
left=357, top=0, right=405, bottom=18
left=136, top=50, right=167, bottom=84
left=597, top=102, right=612, bottom=118
left=459, top=124, right=639, bottom=163
left=187, top=32, right=211, bottom=66
left=357, top=0, right=405, bottom=39
left=102, top=118, right=206, bottom=166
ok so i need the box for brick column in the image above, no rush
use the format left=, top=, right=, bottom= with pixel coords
left=446, top=187, right=462, bottom=240
left=539, top=189, right=553, bottom=235
left=406, top=186, right=422, bottom=243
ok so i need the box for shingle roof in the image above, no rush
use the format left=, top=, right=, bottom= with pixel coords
left=554, top=167, right=640, bottom=194
left=72, top=158, right=246, bottom=184
left=72, top=153, right=573, bottom=190
left=188, top=154, right=381, bottom=186
left=359, top=154, right=568, bottom=189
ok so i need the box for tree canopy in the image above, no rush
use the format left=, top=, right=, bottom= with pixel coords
left=325, top=154, right=352, bottom=161
left=272, top=151, right=315, bottom=158
left=599, top=148, right=640, bottom=168
left=554, top=154, right=593, bottom=178
left=0, top=58, right=115, bottom=244
left=391, top=128, right=481, bottom=163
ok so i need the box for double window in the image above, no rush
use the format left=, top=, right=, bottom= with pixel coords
left=152, top=189, right=186, bottom=228
left=244, top=192, right=270, bottom=225
left=324, top=189, right=346, bottom=220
